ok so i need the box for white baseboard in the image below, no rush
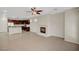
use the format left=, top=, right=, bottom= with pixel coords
left=47, top=34, right=64, bottom=38
left=64, top=39, right=79, bottom=44
left=30, top=31, right=64, bottom=38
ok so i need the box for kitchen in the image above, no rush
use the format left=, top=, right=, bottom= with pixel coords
left=8, top=19, right=30, bottom=34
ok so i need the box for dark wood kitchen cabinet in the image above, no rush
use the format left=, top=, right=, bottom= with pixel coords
left=8, top=19, right=30, bottom=32
left=22, top=27, right=30, bottom=31
left=8, top=19, right=30, bottom=24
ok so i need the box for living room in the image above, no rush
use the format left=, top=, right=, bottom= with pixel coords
left=0, top=7, right=79, bottom=51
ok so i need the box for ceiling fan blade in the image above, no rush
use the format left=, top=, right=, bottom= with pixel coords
left=30, top=7, right=42, bottom=15
left=37, top=12, right=40, bottom=14
left=31, top=8, right=34, bottom=11
left=31, top=7, right=36, bottom=11
left=37, top=10, right=42, bottom=12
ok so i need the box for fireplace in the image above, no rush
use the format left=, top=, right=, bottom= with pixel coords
left=40, top=27, right=46, bottom=33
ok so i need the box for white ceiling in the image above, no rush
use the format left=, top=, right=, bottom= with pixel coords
left=0, top=7, right=73, bottom=19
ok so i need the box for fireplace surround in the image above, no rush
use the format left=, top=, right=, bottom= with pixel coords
left=40, top=27, right=46, bottom=33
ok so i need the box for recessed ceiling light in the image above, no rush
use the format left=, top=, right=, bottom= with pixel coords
left=34, top=19, right=38, bottom=22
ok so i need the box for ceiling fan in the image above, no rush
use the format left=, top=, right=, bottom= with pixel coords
left=26, top=7, right=43, bottom=15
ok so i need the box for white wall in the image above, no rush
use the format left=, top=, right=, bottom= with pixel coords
left=30, top=15, right=49, bottom=37
left=48, top=13, right=65, bottom=38
left=0, top=13, right=8, bottom=32
left=30, top=13, right=65, bottom=38
left=78, top=13, right=79, bottom=44
left=65, top=8, right=79, bottom=44
left=0, top=7, right=29, bottom=19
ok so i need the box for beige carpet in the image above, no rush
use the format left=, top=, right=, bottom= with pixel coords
left=0, top=32, right=79, bottom=51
